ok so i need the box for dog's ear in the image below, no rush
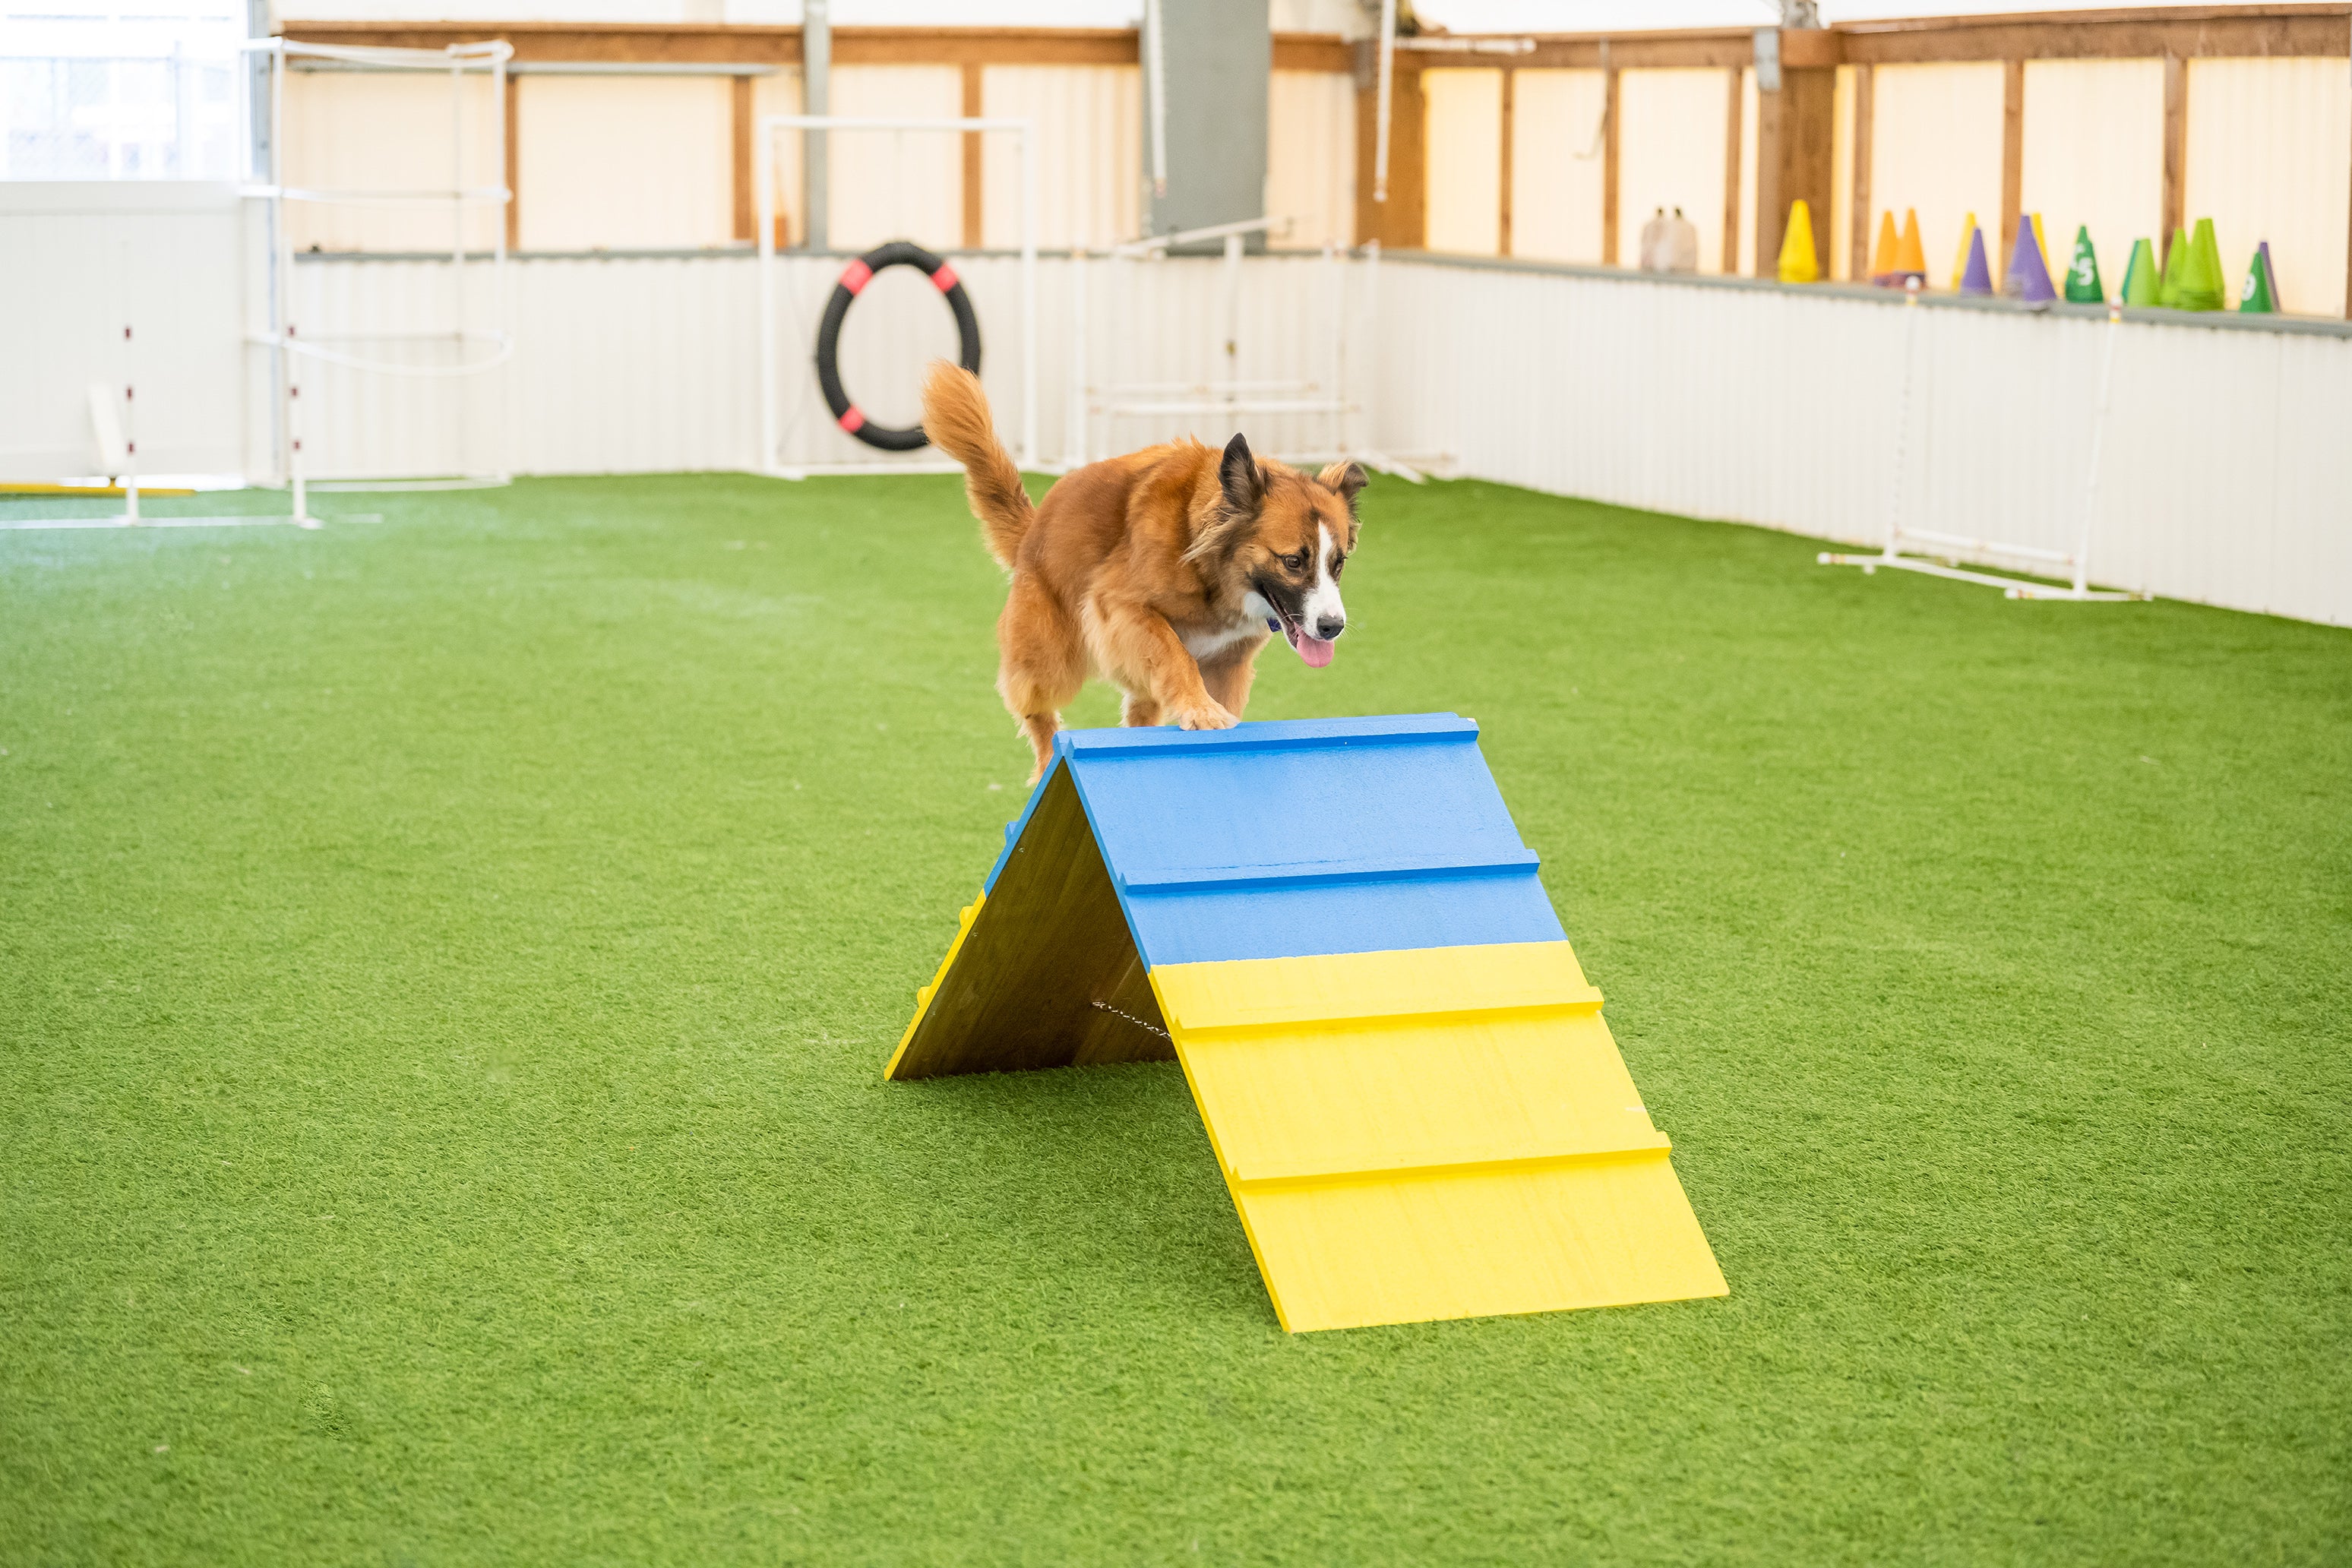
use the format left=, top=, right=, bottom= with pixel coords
left=1317, top=460, right=1368, bottom=511
left=1219, top=432, right=1265, bottom=512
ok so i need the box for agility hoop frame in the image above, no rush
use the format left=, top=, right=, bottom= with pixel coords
left=239, top=36, right=514, bottom=527
left=754, top=113, right=1037, bottom=479
left=1821, top=289, right=2143, bottom=602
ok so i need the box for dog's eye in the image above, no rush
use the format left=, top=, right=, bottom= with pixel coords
left=1279, top=552, right=1306, bottom=571
left=1332, top=555, right=1346, bottom=577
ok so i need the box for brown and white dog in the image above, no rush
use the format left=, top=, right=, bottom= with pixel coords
left=921, top=362, right=1365, bottom=782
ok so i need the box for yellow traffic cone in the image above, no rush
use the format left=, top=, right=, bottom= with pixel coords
left=1950, top=211, right=1978, bottom=290
left=1778, top=200, right=1820, bottom=284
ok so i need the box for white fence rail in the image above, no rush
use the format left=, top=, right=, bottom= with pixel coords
left=5, top=215, right=2347, bottom=628
left=1374, top=258, right=2352, bottom=627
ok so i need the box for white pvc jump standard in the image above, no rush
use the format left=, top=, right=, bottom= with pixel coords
left=239, top=36, right=515, bottom=527
left=754, top=113, right=1037, bottom=479
left=1068, top=218, right=1416, bottom=481
left=1820, top=285, right=2142, bottom=602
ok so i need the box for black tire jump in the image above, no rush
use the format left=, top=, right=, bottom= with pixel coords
left=814, top=241, right=982, bottom=452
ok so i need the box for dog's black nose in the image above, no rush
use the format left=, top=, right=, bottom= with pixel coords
left=1315, top=615, right=1346, bottom=640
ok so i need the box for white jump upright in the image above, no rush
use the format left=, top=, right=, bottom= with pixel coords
left=754, top=112, right=1037, bottom=479
left=1820, top=281, right=2142, bottom=602
left=241, top=36, right=514, bottom=526
left=1067, top=217, right=1412, bottom=479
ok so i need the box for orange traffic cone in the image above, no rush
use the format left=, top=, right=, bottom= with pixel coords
left=1869, top=210, right=1900, bottom=284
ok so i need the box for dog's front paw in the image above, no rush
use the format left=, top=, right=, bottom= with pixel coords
left=1171, top=701, right=1238, bottom=732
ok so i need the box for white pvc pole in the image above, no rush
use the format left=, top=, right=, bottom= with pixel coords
left=1881, top=277, right=1921, bottom=561
left=1374, top=0, right=1397, bottom=203
left=1144, top=0, right=1168, bottom=201
left=1067, top=248, right=1088, bottom=469
left=1020, top=120, right=1038, bottom=469
left=1222, top=231, right=1242, bottom=425
left=493, top=50, right=511, bottom=482
left=2074, top=305, right=2122, bottom=597
left=756, top=119, right=776, bottom=475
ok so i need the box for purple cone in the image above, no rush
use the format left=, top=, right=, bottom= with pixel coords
left=2005, top=220, right=2056, bottom=303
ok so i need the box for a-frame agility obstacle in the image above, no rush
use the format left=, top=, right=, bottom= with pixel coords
left=887, top=714, right=1727, bottom=1332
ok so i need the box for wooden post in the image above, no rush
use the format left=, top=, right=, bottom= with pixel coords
left=1755, top=62, right=1835, bottom=278
left=1355, top=55, right=1424, bottom=249
left=504, top=72, right=521, bottom=251
left=961, top=62, right=984, bottom=250
left=1601, top=65, right=1620, bottom=264
left=1850, top=63, right=1873, bottom=280
left=1722, top=66, right=1743, bottom=273
left=1498, top=68, right=1514, bottom=258
left=2000, top=57, right=2024, bottom=271
left=730, top=75, right=754, bottom=243
left=2161, top=52, right=2187, bottom=253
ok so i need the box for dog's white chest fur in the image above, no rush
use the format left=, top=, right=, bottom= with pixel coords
left=1182, top=590, right=1279, bottom=661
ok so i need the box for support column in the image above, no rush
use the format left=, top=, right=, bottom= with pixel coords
left=962, top=62, right=984, bottom=250
left=2000, top=57, right=2024, bottom=271
left=1849, top=63, right=1873, bottom=279
left=1722, top=66, right=1744, bottom=273
left=1354, top=46, right=1423, bottom=249
left=1752, top=27, right=1836, bottom=279
left=731, top=74, right=753, bottom=243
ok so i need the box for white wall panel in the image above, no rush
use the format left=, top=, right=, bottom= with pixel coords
left=982, top=64, right=1140, bottom=251
left=1267, top=69, right=1356, bottom=251
left=2184, top=57, right=2352, bottom=318
left=1870, top=62, right=2006, bottom=290
left=2021, top=58, right=2164, bottom=299
left=827, top=65, right=963, bottom=254
left=1421, top=68, right=1502, bottom=257
left=0, top=183, right=253, bottom=479
left=1614, top=68, right=1732, bottom=272
left=1509, top=69, right=1605, bottom=265
left=283, top=71, right=501, bottom=254
left=517, top=75, right=732, bottom=251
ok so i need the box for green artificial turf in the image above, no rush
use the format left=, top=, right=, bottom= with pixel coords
left=3, top=474, right=2348, bottom=1566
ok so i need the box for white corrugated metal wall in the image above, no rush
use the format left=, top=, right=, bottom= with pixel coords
left=2019, top=58, right=2166, bottom=295
left=1509, top=69, right=1606, bottom=265
left=1869, top=62, right=2008, bottom=289
left=1370, top=258, right=2352, bottom=626
left=1614, top=68, right=1734, bottom=272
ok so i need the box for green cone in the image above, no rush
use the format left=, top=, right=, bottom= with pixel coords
left=2158, top=226, right=2192, bottom=307
left=2120, top=237, right=2161, bottom=307
left=2063, top=224, right=2104, bottom=303
left=2177, top=217, right=2226, bottom=311
left=2239, top=242, right=2279, bottom=313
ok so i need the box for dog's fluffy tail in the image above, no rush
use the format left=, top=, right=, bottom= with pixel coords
left=922, top=361, right=1032, bottom=569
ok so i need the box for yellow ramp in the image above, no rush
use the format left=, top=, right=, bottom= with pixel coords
left=1150, top=941, right=1727, bottom=1332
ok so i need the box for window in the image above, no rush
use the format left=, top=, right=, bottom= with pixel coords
left=1, top=0, right=246, bottom=179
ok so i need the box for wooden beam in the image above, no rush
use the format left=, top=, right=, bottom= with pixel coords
left=1833, top=8, right=2349, bottom=64
left=1722, top=66, right=1744, bottom=273
left=1498, top=68, right=1515, bottom=258
left=1601, top=65, right=1620, bottom=264
left=504, top=73, right=520, bottom=251
left=2000, top=57, right=2025, bottom=275
left=1273, top=34, right=1352, bottom=73
left=2161, top=51, right=2186, bottom=249
left=1850, top=62, right=1873, bottom=279
left=730, top=74, right=753, bottom=243
left=961, top=62, right=983, bottom=250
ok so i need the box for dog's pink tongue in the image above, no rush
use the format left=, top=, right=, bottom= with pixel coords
left=1295, top=633, right=1336, bottom=669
